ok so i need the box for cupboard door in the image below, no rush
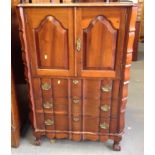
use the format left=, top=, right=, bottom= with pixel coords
left=76, top=7, right=127, bottom=78
left=24, top=8, right=74, bottom=76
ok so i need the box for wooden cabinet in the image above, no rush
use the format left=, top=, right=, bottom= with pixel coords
left=17, top=2, right=137, bottom=151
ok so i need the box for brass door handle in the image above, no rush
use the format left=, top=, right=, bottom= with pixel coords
left=100, top=123, right=109, bottom=129
left=101, top=105, right=110, bottom=112
left=43, top=102, right=53, bottom=109
left=45, top=119, right=54, bottom=126
left=76, top=38, right=81, bottom=52
left=101, top=85, right=112, bottom=92
left=41, top=83, right=51, bottom=90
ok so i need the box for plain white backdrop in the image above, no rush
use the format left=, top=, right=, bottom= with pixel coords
left=0, top=0, right=154, bottom=155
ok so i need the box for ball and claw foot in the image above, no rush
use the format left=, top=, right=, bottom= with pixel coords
left=113, top=142, right=121, bottom=151
left=34, top=138, right=41, bottom=146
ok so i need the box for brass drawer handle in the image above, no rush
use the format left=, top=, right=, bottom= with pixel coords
left=100, top=123, right=109, bottom=129
left=73, top=80, right=79, bottom=85
left=101, top=85, right=112, bottom=92
left=76, top=38, right=81, bottom=52
left=45, top=119, right=54, bottom=126
left=42, top=83, right=51, bottom=90
left=73, top=99, right=80, bottom=104
left=43, top=102, right=53, bottom=109
left=73, top=117, right=80, bottom=122
left=101, top=105, right=110, bottom=112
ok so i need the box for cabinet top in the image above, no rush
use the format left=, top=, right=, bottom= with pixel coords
left=17, top=2, right=137, bottom=8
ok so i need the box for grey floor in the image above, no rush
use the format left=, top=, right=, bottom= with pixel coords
left=12, top=44, right=144, bottom=155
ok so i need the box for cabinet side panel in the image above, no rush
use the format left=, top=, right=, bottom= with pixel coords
left=118, top=6, right=138, bottom=133
left=16, top=7, right=37, bottom=131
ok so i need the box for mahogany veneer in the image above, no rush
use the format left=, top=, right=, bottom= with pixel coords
left=17, top=2, right=137, bottom=151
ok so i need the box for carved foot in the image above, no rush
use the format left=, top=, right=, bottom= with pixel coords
left=113, top=142, right=121, bottom=151
left=34, top=138, right=41, bottom=146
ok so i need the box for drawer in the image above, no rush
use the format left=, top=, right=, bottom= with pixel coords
left=35, top=112, right=111, bottom=136
left=41, top=98, right=113, bottom=117
left=53, top=79, right=68, bottom=98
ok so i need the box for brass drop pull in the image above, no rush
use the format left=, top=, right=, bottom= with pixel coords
left=76, top=38, right=81, bottom=52
left=45, top=119, right=54, bottom=126
left=73, top=80, right=79, bottom=85
left=100, top=123, right=109, bottom=129
left=101, top=85, right=112, bottom=92
left=101, top=105, right=110, bottom=112
left=73, top=117, right=80, bottom=122
left=72, top=98, right=80, bottom=104
left=43, top=102, right=53, bottom=109
left=41, top=83, right=51, bottom=90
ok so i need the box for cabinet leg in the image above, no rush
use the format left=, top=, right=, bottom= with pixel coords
left=113, top=141, right=121, bottom=151
left=34, top=137, right=41, bottom=146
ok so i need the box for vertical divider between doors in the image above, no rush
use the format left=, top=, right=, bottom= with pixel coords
left=74, top=7, right=82, bottom=77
